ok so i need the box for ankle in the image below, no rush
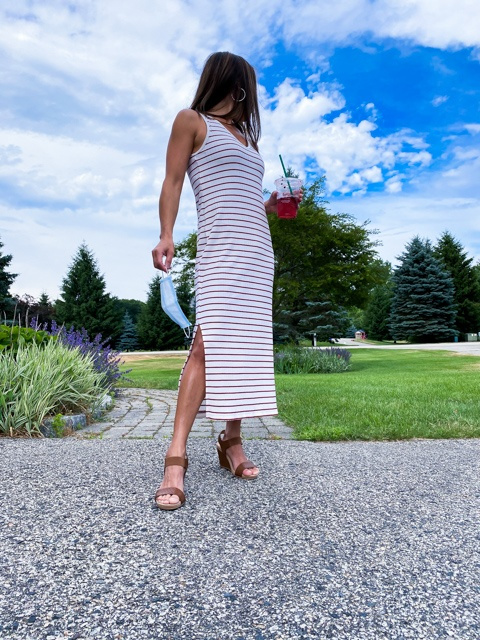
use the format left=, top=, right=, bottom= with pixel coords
left=166, top=443, right=187, bottom=458
left=223, top=428, right=241, bottom=441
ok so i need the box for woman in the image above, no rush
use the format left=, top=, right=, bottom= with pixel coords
left=152, top=52, right=286, bottom=510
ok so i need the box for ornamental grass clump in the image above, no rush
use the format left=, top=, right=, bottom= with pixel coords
left=34, top=320, right=127, bottom=389
left=274, top=344, right=351, bottom=374
left=0, top=340, right=107, bottom=437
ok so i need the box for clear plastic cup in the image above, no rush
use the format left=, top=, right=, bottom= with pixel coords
left=274, top=177, right=303, bottom=219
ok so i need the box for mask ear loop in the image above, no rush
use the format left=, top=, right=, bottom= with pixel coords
left=161, top=268, right=192, bottom=338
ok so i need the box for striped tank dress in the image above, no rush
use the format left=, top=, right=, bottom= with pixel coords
left=177, top=113, right=278, bottom=420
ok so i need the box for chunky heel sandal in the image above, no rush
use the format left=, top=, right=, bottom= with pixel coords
left=216, top=430, right=259, bottom=480
left=154, top=456, right=188, bottom=510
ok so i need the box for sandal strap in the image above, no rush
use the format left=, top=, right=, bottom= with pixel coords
left=155, top=487, right=185, bottom=503
left=164, top=456, right=188, bottom=470
left=235, top=461, right=257, bottom=477
left=218, top=430, right=242, bottom=452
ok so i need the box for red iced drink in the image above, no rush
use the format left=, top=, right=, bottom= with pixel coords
left=277, top=196, right=299, bottom=218
left=274, top=177, right=303, bottom=219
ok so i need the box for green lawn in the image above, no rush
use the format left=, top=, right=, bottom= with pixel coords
left=120, top=356, right=184, bottom=391
left=119, top=350, right=480, bottom=441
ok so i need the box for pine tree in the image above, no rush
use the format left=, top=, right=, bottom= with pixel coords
left=116, top=299, right=145, bottom=324
left=0, top=237, right=17, bottom=318
left=274, top=299, right=350, bottom=343
left=56, top=243, right=122, bottom=345
left=433, top=232, right=480, bottom=337
left=36, top=292, right=56, bottom=325
left=117, top=311, right=139, bottom=351
left=390, top=237, right=456, bottom=343
left=363, top=283, right=394, bottom=341
left=136, top=275, right=187, bottom=350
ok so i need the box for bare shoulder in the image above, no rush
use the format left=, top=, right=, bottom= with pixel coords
left=173, top=109, right=203, bottom=132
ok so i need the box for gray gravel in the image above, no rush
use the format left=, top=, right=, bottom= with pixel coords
left=0, top=437, right=479, bottom=639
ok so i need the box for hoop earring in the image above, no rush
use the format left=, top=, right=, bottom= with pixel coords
left=231, top=87, right=246, bottom=102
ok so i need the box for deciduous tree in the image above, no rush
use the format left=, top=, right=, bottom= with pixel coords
left=363, top=282, right=394, bottom=341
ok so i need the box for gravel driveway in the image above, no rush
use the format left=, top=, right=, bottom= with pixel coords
left=0, top=437, right=478, bottom=639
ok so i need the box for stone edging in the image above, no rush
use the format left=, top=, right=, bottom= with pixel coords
left=40, top=393, right=114, bottom=438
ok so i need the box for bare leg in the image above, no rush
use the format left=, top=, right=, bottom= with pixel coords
left=156, top=327, right=206, bottom=506
left=222, top=419, right=259, bottom=477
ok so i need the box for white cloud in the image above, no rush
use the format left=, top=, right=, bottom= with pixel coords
left=385, top=177, right=403, bottom=193
left=260, top=82, right=431, bottom=194
left=281, top=0, right=480, bottom=50
left=432, top=95, right=449, bottom=106
left=464, top=123, right=480, bottom=134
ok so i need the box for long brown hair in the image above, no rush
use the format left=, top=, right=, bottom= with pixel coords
left=190, top=52, right=261, bottom=151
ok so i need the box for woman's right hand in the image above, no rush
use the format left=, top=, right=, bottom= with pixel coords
left=152, top=237, right=174, bottom=273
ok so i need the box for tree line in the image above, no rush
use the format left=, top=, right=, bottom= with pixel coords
left=364, top=234, right=480, bottom=342
left=1, top=176, right=479, bottom=349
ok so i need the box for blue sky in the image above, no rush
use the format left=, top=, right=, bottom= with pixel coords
left=1, top=0, right=479, bottom=301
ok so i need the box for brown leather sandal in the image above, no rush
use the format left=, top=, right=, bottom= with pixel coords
left=154, top=456, right=188, bottom=510
left=216, top=430, right=259, bottom=480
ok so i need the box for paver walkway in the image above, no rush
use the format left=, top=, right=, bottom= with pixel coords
left=76, top=388, right=293, bottom=440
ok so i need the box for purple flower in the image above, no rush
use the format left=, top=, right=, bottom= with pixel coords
left=36, top=319, right=130, bottom=390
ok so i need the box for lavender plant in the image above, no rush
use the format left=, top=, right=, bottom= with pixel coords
left=32, top=319, right=129, bottom=390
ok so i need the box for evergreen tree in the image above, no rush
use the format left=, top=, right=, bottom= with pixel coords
left=274, top=299, right=350, bottom=343
left=56, top=243, right=123, bottom=345
left=390, top=237, right=456, bottom=343
left=363, top=283, right=394, bottom=340
left=137, top=275, right=186, bottom=350
left=36, top=292, right=56, bottom=325
left=117, top=311, right=139, bottom=351
left=116, top=299, right=146, bottom=324
left=0, top=237, right=17, bottom=318
left=474, top=263, right=480, bottom=298
left=433, top=231, right=480, bottom=337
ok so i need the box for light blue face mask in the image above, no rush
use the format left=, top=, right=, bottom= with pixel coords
left=159, top=271, right=192, bottom=338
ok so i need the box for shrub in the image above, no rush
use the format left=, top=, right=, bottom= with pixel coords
left=0, top=340, right=107, bottom=437
left=274, top=343, right=351, bottom=374
left=34, top=320, right=128, bottom=389
left=0, top=324, right=54, bottom=353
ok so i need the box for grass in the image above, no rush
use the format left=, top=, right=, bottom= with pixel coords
left=119, top=355, right=185, bottom=390
left=278, top=349, right=480, bottom=441
left=118, top=350, right=480, bottom=441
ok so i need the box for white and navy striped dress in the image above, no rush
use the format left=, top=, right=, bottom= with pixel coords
left=178, top=113, right=278, bottom=420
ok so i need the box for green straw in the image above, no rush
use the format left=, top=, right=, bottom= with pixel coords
left=279, top=154, right=294, bottom=195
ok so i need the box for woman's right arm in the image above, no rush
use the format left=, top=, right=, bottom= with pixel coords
left=152, top=110, right=201, bottom=273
